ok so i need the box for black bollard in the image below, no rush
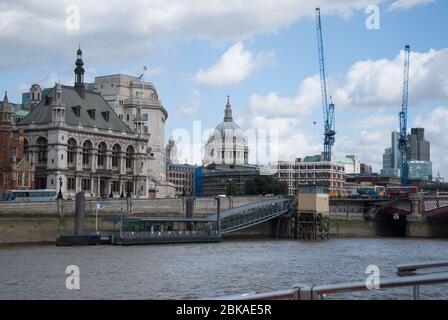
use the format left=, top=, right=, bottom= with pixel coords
left=74, top=191, right=86, bottom=236
left=185, top=197, right=195, bottom=231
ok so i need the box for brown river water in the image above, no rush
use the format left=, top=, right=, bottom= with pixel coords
left=1, top=238, right=448, bottom=299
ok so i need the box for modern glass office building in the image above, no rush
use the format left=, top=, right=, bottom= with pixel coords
left=408, top=160, right=433, bottom=181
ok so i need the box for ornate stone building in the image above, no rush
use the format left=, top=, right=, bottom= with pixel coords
left=14, top=48, right=174, bottom=198
left=93, top=74, right=169, bottom=185
left=165, top=135, right=178, bottom=164
left=203, top=97, right=249, bottom=166
left=0, top=93, right=34, bottom=192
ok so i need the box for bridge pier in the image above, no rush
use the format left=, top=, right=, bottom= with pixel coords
left=406, top=215, right=432, bottom=238
left=294, top=186, right=330, bottom=241
left=296, top=212, right=330, bottom=240
left=409, top=193, right=424, bottom=217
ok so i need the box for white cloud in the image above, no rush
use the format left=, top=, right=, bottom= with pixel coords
left=0, top=0, right=382, bottom=69
left=174, top=89, right=201, bottom=116
left=249, top=75, right=320, bottom=118
left=194, top=42, right=273, bottom=86
left=243, top=47, right=448, bottom=170
left=336, top=130, right=390, bottom=172
left=351, top=114, right=397, bottom=129
left=332, top=48, right=448, bottom=109
left=247, top=114, right=321, bottom=163
left=388, top=0, right=435, bottom=11
left=243, top=74, right=323, bottom=161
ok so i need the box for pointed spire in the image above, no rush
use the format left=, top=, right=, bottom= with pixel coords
left=224, top=95, right=233, bottom=122
left=1, top=91, right=10, bottom=112
left=74, top=46, right=85, bottom=97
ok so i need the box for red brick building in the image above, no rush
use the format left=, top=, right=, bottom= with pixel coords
left=0, top=92, right=34, bottom=192
left=166, top=162, right=196, bottom=196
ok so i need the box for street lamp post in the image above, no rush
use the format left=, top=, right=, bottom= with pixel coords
left=120, top=207, right=124, bottom=239
left=57, top=176, right=63, bottom=199
left=215, top=196, right=221, bottom=235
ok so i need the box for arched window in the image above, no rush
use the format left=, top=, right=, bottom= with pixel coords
left=97, top=142, right=107, bottom=167
left=36, top=137, right=48, bottom=164
left=67, top=138, right=77, bottom=166
left=82, top=140, right=93, bottom=166
left=112, top=144, right=121, bottom=169
left=126, top=146, right=134, bottom=170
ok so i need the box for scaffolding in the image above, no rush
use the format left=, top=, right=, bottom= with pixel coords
left=296, top=211, right=329, bottom=240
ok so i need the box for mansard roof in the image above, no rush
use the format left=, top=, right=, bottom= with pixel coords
left=18, top=85, right=132, bottom=133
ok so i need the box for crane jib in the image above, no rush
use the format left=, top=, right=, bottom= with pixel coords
left=399, top=45, right=411, bottom=186
left=315, top=7, right=336, bottom=162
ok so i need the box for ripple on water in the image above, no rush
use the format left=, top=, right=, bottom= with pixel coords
left=0, top=238, right=448, bottom=299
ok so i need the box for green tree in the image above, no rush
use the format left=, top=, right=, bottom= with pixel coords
left=244, top=175, right=288, bottom=196
left=225, top=180, right=238, bottom=196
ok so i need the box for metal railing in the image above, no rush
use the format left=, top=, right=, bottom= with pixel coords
left=85, top=229, right=219, bottom=238
left=220, top=199, right=292, bottom=234
left=84, top=229, right=219, bottom=240
left=119, top=230, right=219, bottom=239
left=396, top=260, right=448, bottom=299
left=397, top=260, right=448, bottom=276
left=204, top=261, right=448, bottom=300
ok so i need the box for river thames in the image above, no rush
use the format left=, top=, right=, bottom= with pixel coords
left=1, top=238, right=448, bottom=299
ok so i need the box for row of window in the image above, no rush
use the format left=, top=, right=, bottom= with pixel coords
left=209, top=150, right=248, bottom=158
left=119, top=113, right=149, bottom=121
left=67, top=178, right=134, bottom=193
left=169, top=179, right=193, bottom=186
left=298, top=181, right=345, bottom=188
left=30, top=138, right=137, bottom=169
left=168, top=172, right=194, bottom=179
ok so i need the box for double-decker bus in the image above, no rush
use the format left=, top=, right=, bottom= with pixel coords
left=0, top=189, right=58, bottom=202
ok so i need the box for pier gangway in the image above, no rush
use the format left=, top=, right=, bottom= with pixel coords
left=208, top=197, right=295, bottom=234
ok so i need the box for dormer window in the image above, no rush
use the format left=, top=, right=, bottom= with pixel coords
left=87, top=108, right=96, bottom=119
left=45, top=96, right=52, bottom=105
left=72, top=106, right=81, bottom=117
left=101, top=111, right=110, bottom=122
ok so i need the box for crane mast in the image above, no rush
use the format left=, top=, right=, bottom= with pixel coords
left=315, top=7, right=335, bottom=162
left=399, top=45, right=410, bottom=186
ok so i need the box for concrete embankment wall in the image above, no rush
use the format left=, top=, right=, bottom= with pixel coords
left=330, top=213, right=448, bottom=239
left=0, top=196, right=266, bottom=244
left=406, top=217, right=448, bottom=238
left=329, top=215, right=377, bottom=237
left=0, top=196, right=264, bottom=216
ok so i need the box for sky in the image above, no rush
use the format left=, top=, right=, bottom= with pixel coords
left=1, top=0, right=447, bottom=176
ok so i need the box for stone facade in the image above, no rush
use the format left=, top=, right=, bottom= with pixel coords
left=93, top=74, right=169, bottom=186
left=12, top=48, right=174, bottom=199
left=270, top=160, right=300, bottom=196
left=203, top=97, right=248, bottom=166
left=296, top=158, right=346, bottom=191
left=165, top=136, right=178, bottom=164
